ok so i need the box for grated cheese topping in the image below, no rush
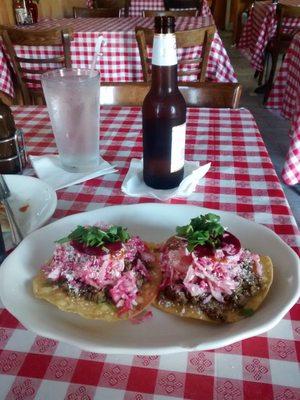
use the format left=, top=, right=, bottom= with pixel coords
left=160, top=238, right=262, bottom=303
left=43, top=236, right=155, bottom=312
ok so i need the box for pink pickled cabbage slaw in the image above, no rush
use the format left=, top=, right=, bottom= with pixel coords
left=43, top=236, right=155, bottom=312
left=160, top=238, right=262, bottom=303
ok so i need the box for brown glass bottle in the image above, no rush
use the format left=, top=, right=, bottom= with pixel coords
left=142, top=16, right=186, bottom=189
left=0, top=101, right=27, bottom=174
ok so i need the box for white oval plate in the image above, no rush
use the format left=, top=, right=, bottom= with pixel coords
left=3, top=174, right=57, bottom=237
left=0, top=203, right=299, bottom=355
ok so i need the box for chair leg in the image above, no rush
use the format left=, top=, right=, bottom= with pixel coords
left=254, top=61, right=265, bottom=80
left=256, top=49, right=269, bottom=86
left=254, top=69, right=265, bottom=85
left=263, top=51, right=279, bottom=104
left=253, top=52, right=269, bottom=94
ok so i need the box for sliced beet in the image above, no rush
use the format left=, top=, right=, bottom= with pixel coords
left=71, top=240, right=122, bottom=256
left=194, top=244, right=215, bottom=258
left=193, top=232, right=241, bottom=258
left=220, top=232, right=241, bottom=255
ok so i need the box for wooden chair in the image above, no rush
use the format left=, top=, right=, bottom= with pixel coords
left=135, top=25, right=215, bottom=83
left=73, top=7, right=121, bottom=18
left=231, top=0, right=254, bottom=44
left=0, top=26, right=73, bottom=105
left=164, top=0, right=203, bottom=12
left=263, top=3, right=300, bottom=103
left=0, top=91, right=13, bottom=107
left=100, top=82, right=242, bottom=108
left=143, top=9, right=198, bottom=17
left=94, top=0, right=130, bottom=17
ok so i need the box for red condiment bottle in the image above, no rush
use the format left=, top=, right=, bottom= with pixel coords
left=26, top=0, right=38, bottom=23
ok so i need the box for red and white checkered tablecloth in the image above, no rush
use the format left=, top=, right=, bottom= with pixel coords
left=238, top=0, right=300, bottom=72
left=0, top=16, right=236, bottom=99
left=0, top=49, right=12, bottom=99
left=86, top=0, right=212, bottom=17
left=0, top=105, right=299, bottom=399
left=266, top=32, right=300, bottom=185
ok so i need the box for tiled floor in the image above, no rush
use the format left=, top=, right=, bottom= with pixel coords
left=221, top=31, right=300, bottom=227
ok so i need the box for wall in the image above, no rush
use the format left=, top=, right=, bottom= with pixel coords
left=0, top=0, right=15, bottom=25
left=0, top=0, right=87, bottom=25
left=1, top=0, right=231, bottom=26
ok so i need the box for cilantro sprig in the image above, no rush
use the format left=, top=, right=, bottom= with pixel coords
left=56, top=225, right=130, bottom=247
left=176, top=213, right=225, bottom=252
left=240, top=308, right=254, bottom=317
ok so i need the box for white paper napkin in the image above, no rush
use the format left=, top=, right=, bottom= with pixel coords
left=29, top=154, right=117, bottom=191
left=122, top=158, right=211, bottom=200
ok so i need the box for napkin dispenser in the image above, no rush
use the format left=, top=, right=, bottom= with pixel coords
left=0, top=102, right=27, bottom=174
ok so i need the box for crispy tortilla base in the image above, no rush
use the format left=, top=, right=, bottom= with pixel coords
left=32, top=255, right=161, bottom=322
left=154, top=255, right=273, bottom=323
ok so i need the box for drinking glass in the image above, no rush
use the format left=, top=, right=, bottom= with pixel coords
left=41, top=68, right=100, bottom=172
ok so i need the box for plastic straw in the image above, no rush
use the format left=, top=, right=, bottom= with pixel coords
left=89, top=35, right=104, bottom=75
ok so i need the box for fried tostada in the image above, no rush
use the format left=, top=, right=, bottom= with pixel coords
left=33, top=224, right=161, bottom=321
left=154, top=213, right=273, bottom=323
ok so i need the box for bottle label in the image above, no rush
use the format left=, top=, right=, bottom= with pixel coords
left=171, top=123, right=186, bottom=173
left=152, top=34, right=177, bottom=67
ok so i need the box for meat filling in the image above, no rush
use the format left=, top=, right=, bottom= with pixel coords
left=53, top=255, right=148, bottom=306
left=158, top=261, right=262, bottom=322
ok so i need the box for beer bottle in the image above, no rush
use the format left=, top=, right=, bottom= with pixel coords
left=142, top=16, right=186, bottom=189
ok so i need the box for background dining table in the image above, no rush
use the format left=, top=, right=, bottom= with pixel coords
left=237, top=0, right=300, bottom=72
left=0, top=104, right=299, bottom=399
left=266, top=31, right=300, bottom=186
left=0, top=16, right=237, bottom=100
left=86, top=0, right=212, bottom=17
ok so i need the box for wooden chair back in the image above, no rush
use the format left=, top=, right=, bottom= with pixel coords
left=135, top=24, right=215, bottom=83
left=232, top=0, right=254, bottom=44
left=275, top=3, right=300, bottom=42
left=94, top=0, right=130, bottom=17
left=164, top=0, right=203, bottom=12
left=100, top=82, right=242, bottom=108
left=143, top=9, right=198, bottom=17
left=73, top=7, right=121, bottom=17
left=0, top=26, right=73, bottom=105
left=263, top=3, right=300, bottom=102
left=0, top=91, right=13, bottom=107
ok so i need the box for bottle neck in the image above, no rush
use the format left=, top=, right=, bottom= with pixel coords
left=151, top=33, right=178, bottom=93
left=151, top=65, right=178, bottom=93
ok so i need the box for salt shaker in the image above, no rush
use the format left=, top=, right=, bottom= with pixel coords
left=0, top=101, right=27, bottom=174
